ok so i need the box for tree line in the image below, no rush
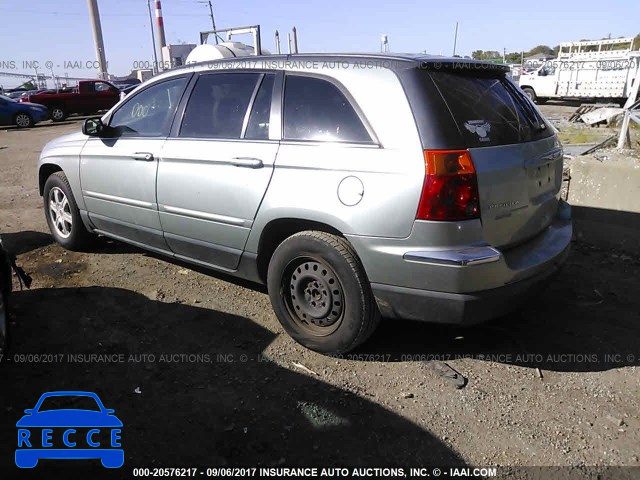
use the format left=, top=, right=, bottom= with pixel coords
left=471, top=33, right=640, bottom=63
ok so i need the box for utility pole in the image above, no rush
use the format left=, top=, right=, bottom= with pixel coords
left=147, top=0, right=159, bottom=74
left=199, top=0, right=218, bottom=44
left=452, top=22, right=459, bottom=56
left=86, top=0, right=108, bottom=79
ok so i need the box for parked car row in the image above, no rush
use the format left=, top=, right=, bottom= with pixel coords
left=1, top=79, right=124, bottom=128
left=0, top=94, right=49, bottom=128
left=19, top=80, right=121, bottom=122
left=37, top=53, right=572, bottom=354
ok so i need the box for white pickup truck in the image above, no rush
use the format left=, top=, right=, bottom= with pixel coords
left=519, top=37, right=640, bottom=105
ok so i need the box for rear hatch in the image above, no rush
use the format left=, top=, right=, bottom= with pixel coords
left=400, top=62, right=562, bottom=248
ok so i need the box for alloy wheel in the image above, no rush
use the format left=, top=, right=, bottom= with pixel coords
left=48, top=186, right=73, bottom=238
left=15, top=113, right=31, bottom=128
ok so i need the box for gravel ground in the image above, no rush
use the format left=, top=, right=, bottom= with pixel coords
left=0, top=110, right=639, bottom=475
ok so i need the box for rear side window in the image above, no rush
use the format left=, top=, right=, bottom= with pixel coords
left=426, top=71, right=552, bottom=147
left=180, top=73, right=261, bottom=139
left=283, top=75, right=372, bottom=143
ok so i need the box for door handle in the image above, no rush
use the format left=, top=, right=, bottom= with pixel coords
left=230, top=157, right=263, bottom=169
left=132, top=152, right=154, bottom=161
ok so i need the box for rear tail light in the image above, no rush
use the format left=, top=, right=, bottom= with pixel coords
left=416, top=149, right=480, bottom=221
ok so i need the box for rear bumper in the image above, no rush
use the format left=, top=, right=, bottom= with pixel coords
left=349, top=201, right=572, bottom=325
left=371, top=257, right=564, bottom=325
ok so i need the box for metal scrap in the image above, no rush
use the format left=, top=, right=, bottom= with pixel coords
left=580, top=135, right=618, bottom=155
left=569, top=103, right=619, bottom=122
left=581, top=107, right=623, bottom=126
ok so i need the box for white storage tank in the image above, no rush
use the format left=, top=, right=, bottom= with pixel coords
left=185, top=42, right=269, bottom=64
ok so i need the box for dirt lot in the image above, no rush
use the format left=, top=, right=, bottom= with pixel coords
left=1, top=106, right=639, bottom=476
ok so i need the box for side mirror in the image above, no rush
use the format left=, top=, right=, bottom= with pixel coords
left=105, top=409, right=115, bottom=414
left=83, top=117, right=104, bottom=137
left=24, top=409, right=34, bottom=414
left=538, top=69, right=547, bottom=77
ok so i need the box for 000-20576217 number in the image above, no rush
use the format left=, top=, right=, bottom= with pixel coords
left=132, top=467, right=199, bottom=477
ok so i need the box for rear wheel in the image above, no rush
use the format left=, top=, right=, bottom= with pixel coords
left=43, top=172, right=93, bottom=250
left=50, top=106, right=66, bottom=122
left=14, top=112, right=33, bottom=128
left=522, top=87, right=537, bottom=103
left=267, top=231, right=380, bottom=354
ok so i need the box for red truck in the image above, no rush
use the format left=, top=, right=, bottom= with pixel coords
left=19, top=80, right=120, bottom=122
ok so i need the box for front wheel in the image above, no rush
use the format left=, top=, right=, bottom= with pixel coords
left=267, top=231, right=380, bottom=354
left=43, top=172, right=93, bottom=250
left=14, top=112, right=33, bottom=128
left=522, top=87, right=537, bottom=103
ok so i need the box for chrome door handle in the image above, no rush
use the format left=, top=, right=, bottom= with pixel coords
left=132, top=152, right=154, bottom=161
left=231, top=157, right=263, bottom=169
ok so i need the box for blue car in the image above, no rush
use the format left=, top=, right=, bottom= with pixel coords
left=16, top=391, right=123, bottom=468
left=0, top=94, right=49, bottom=128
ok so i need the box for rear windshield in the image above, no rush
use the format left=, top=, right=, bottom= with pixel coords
left=403, top=68, right=553, bottom=148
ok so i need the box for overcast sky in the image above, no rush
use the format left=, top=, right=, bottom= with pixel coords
left=0, top=0, right=638, bottom=86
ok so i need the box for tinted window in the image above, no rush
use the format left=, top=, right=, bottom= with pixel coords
left=245, top=74, right=275, bottom=140
left=180, top=73, right=260, bottom=139
left=94, top=82, right=113, bottom=92
left=426, top=71, right=552, bottom=147
left=110, top=77, right=187, bottom=137
left=283, top=75, right=371, bottom=143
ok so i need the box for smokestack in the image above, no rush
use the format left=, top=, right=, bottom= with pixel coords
left=275, top=30, right=281, bottom=54
left=155, top=0, right=167, bottom=68
left=292, top=26, right=298, bottom=54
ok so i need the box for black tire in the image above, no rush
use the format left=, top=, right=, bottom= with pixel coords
left=267, top=231, right=380, bottom=354
left=43, top=172, right=93, bottom=250
left=522, top=87, right=536, bottom=103
left=0, top=245, right=11, bottom=360
left=14, top=112, right=33, bottom=128
left=50, top=105, right=67, bottom=122
left=0, top=292, right=8, bottom=361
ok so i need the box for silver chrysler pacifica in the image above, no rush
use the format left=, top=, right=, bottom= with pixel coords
left=38, top=53, right=572, bottom=354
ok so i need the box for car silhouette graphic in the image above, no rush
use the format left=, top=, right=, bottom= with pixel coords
left=15, top=391, right=123, bottom=468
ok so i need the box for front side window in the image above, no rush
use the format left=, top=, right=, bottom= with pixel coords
left=109, top=76, right=187, bottom=137
left=180, top=73, right=261, bottom=139
left=283, top=75, right=372, bottom=143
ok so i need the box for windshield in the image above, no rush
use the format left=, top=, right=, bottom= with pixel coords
left=38, top=395, right=102, bottom=412
left=0, top=95, right=16, bottom=102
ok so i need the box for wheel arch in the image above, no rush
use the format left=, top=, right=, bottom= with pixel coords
left=255, top=217, right=347, bottom=284
left=38, top=163, right=63, bottom=196
left=520, top=85, right=536, bottom=98
left=14, top=111, right=33, bottom=125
